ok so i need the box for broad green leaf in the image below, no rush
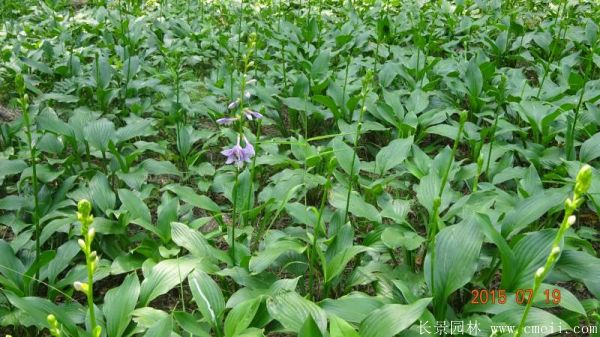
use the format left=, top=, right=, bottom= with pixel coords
left=501, top=189, right=565, bottom=237
left=142, top=159, right=182, bottom=177
left=84, top=118, right=116, bottom=152
left=358, top=298, right=432, bottom=337
left=164, top=184, right=221, bottom=213
left=493, top=307, right=569, bottom=337
left=332, top=137, right=360, bottom=176
left=249, top=239, right=306, bottom=274
left=556, top=250, right=600, bottom=299
left=381, top=228, right=425, bottom=251
left=189, top=270, right=226, bottom=326
left=89, top=173, right=115, bottom=214
left=465, top=59, right=483, bottom=96
left=375, top=136, right=413, bottom=173
left=509, top=229, right=555, bottom=290
left=320, top=293, right=384, bottom=324
left=580, top=132, right=600, bottom=162
left=143, top=317, right=173, bottom=337
left=329, top=186, right=381, bottom=222
left=299, top=315, right=324, bottom=337
left=424, top=218, right=482, bottom=315
left=171, top=222, right=229, bottom=263
left=139, top=257, right=199, bottom=305
left=329, top=314, right=359, bottom=337
left=103, top=273, right=140, bottom=337
left=224, top=297, right=261, bottom=337
left=118, top=189, right=152, bottom=225
left=325, top=246, right=368, bottom=283
left=267, top=291, right=327, bottom=335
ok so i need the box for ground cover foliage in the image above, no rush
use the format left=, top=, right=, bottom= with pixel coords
left=1, top=0, right=600, bottom=336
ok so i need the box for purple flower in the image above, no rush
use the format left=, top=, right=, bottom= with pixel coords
left=217, top=117, right=238, bottom=125
left=244, top=109, right=263, bottom=120
left=242, top=136, right=255, bottom=158
left=221, top=136, right=255, bottom=167
left=227, top=100, right=239, bottom=110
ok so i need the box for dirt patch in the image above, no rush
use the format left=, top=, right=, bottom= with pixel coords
left=0, top=105, right=19, bottom=122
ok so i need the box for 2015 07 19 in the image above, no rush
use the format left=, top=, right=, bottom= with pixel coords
left=470, top=289, right=561, bottom=305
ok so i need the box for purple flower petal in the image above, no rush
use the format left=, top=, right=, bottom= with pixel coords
left=227, top=100, right=239, bottom=110
left=244, top=110, right=263, bottom=120
left=217, top=117, right=237, bottom=125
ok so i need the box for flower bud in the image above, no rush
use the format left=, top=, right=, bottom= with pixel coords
left=433, top=197, right=442, bottom=209
left=93, top=326, right=102, bottom=337
left=227, top=100, right=239, bottom=110
left=88, top=228, right=96, bottom=241
left=567, top=215, right=576, bottom=227
left=73, top=281, right=89, bottom=294
left=459, top=110, right=468, bottom=124
left=78, top=239, right=86, bottom=250
left=77, top=199, right=92, bottom=217
left=575, top=164, right=592, bottom=196
left=47, top=314, right=57, bottom=326
left=565, top=198, right=575, bottom=212
left=535, top=267, right=545, bottom=280
left=550, top=246, right=561, bottom=258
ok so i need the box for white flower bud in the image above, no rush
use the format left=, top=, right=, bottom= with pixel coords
left=535, top=267, right=545, bottom=279
left=73, top=281, right=85, bottom=292
left=551, top=246, right=560, bottom=257
left=88, top=227, right=95, bottom=241
left=567, top=215, right=576, bottom=226
left=78, top=239, right=86, bottom=250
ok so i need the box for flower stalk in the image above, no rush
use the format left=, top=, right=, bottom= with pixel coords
left=514, top=164, right=592, bottom=337
left=15, top=74, right=42, bottom=282
left=74, top=199, right=102, bottom=337
left=342, top=70, right=373, bottom=225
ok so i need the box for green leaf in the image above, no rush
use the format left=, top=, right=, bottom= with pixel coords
left=189, top=270, right=226, bottom=327
left=118, top=189, right=152, bottom=225
left=358, top=298, right=431, bottom=337
left=465, top=59, right=483, bottom=96
left=424, top=218, right=482, bottom=316
left=164, top=184, right=221, bottom=213
left=311, top=51, right=330, bottom=81
left=509, top=229, right=555, bottom=290
left=0, top=240, right=25, bottom=291
left=89, top=173, right=115, bottom=214
left=142, top=159, right=182, bottom=177
left=171, top=222, right=229, bottom=263
left=267, top=291, right=327, bottom=335
left=249, top=239, right=306, bottom=274
left=329, top=315, right=360, bottom=337
left=381, top=228, right=425, bottom=251
left=143, top=317, right=173, bottom=337
left=580, top=132, right=600, bottom=162
left=0, top=159, right=27, bottom=179
left=103, top=273, right=140, bottom=337
left=139, top=257, right=198, bottom=305
left=329, top=185, right=381, bottom=222
left=84, top=118, right=116, bottom=152
left=501, top=189, right=565, bottom=237
left=224, top=297, right=261, bottom=337
left=321, top=293, right=384, bottom=324
left=493, top=307, right=569, bottom=337
left=375, top=136, right=413, bottom=174
left=325, top=246, right=368, bottom=283
left=156, top=195, right=177, bottom=242
left=556, top=250, right=600, bottom=299
left=332, top=137, right=360, bottom=176
left=299, top=315, right=324, bottom=337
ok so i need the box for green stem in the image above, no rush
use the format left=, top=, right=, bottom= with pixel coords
left=342, top=83, right=370, bottom=225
